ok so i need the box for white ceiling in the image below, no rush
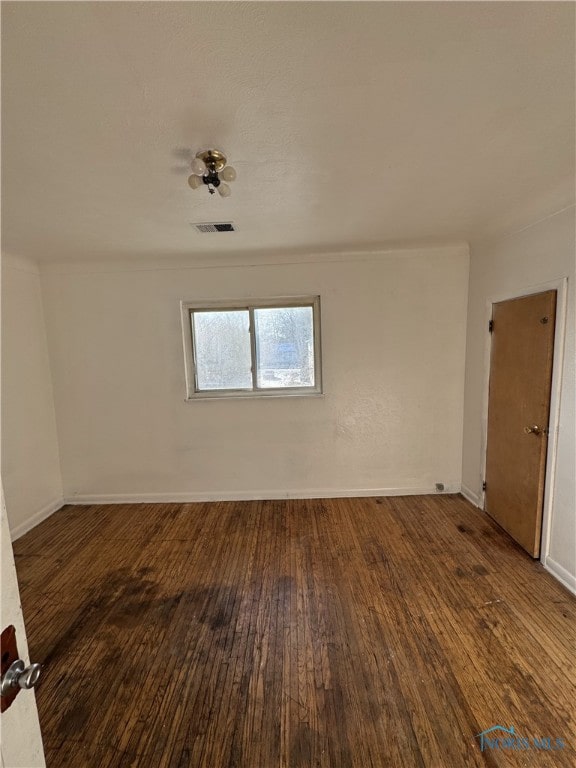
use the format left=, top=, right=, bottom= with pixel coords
left=2, top=1, right=574, bottom=263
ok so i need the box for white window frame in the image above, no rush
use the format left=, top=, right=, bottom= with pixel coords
left=181, top=296, right=323, bottom=400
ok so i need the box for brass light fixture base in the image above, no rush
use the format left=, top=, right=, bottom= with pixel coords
left=197, top=149, right=227, bottom=172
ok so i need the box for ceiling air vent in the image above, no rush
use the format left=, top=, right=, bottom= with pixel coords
left=193, top=222, right=236, bottom=233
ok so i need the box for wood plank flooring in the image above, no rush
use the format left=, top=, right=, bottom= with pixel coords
left=13, top=495, right=576, bottom=768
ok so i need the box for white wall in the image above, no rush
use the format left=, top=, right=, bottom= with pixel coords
left=462, top=207, right=575, bottom=590
left=41, top=246, right=469, bottom=502
left=1, top=254, right=63, bottom=538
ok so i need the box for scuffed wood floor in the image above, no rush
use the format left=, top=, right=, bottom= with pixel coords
left=14, top=495, right=576, bottom=767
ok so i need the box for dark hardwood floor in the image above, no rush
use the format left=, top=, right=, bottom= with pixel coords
left=13, top=495, right=576, bottom=767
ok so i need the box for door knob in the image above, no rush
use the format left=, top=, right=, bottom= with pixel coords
left=524, top=425, right=543, bottom=435
left=0, top=659, right=42, bottom=697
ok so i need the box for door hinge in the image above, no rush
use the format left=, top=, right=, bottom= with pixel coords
left=488, top=320, right=494, bottom=333
left=482, top=481, right=487, bottom=492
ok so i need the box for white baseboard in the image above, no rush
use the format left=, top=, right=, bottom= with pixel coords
left=64, top=485, right=458, bottom=506
left=544, top=556, right=576, bottom=596
left=460, top=484, right=481, bottom=508
left=11, top=497, right=65, bottom=541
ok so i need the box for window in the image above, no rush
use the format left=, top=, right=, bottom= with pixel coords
left=181, top=296, right=322, bottom=399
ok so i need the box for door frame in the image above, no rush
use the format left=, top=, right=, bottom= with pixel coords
left=478, top=277, right=569, bottom=565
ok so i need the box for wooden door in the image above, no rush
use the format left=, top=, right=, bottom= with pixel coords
left=484, top=290, right=556, bottom=558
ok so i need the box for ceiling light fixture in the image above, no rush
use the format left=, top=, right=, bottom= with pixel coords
left=188, top=149, right=237, bottom=197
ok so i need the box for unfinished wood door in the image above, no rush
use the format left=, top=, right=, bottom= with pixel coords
left=485, top=290, right=556, bottom=558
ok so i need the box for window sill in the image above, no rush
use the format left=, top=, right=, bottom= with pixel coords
left=184, top=390, right=324, bottom=402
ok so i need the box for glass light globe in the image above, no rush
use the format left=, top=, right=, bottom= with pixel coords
left=217, top=182, right=232, bottom=197
left=191, top=157, right=207, bottom=175
left=188, top=174, right=203, bottom=190
left=220, top=165, right=237, bottom=182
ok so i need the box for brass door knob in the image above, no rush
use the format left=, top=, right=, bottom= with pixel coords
left=524, top=425, right=542, bottom=435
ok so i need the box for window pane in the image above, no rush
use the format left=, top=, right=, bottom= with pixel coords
left=192, top=310, right=252, bottom=390
left=254, top=306, right=315, bottom=388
